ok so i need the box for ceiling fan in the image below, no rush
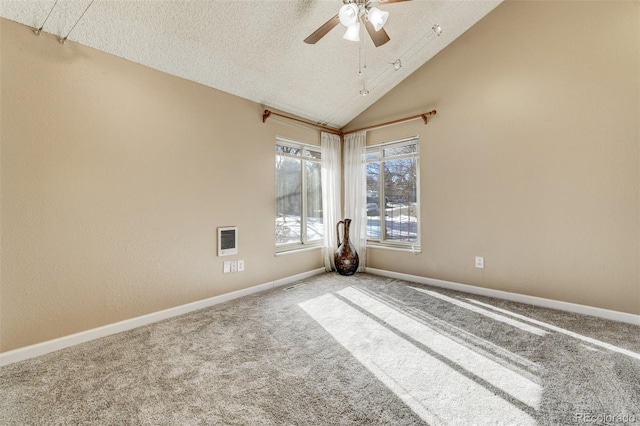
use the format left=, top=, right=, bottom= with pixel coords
left=304, top=0, right=411, bottom=48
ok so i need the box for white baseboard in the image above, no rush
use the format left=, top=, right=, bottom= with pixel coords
left=0, top=268, right=325, bottom=367
left=366, top=268, right=640, bottom=326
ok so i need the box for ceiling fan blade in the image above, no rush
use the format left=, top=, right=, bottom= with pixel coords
left=362, top=16, right=390, bottom=47
left=304, top=14, right=340, bottom=44
left=378, top=0, right=412, bottom=4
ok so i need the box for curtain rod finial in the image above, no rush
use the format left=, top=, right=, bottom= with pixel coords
left=262, top=110, right=271, bottom=123
left=421, top=110, right=437, bottom=124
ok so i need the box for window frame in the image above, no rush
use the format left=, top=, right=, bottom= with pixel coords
left=275, top=137, right=323, bottom=253
left=366, top=136, right=421, bottom=252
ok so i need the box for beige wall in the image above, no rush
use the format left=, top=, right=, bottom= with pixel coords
left=0, top=18, right=323, bottom=352
left=346, top=1, right=640, bottom=315
left=1, top=0, right=639, bottom=353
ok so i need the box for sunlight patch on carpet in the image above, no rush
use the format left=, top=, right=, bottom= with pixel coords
left=357, top=287, right=540, bottom=376
left=465, top=298, right=640, bottom=361
left=411, top=288, right=548, bottom=336
left=299, top=293, right=537, bottom=426
left=338, top=287, right=541, bottom=410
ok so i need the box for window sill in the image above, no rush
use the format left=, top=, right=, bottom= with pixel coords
left=275, top=244, right=323, bottom=256
left=366, top=243, right=421, bottom=254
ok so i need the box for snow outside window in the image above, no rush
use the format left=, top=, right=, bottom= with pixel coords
left=366, top=137, right=420, bottom=251
left=275, top=138, right=323, bottom=252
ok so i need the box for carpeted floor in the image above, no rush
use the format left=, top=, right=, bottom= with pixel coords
left=1, top=273, right=639, bottom=425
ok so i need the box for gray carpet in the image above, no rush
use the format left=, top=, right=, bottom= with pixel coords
left=1, top=273, right=639, bottom=425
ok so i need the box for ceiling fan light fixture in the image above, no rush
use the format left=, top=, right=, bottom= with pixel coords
left=343, top=22, right=361, bottom=42
left=367, top=7, right=389, bottom=32
left=339, top=3, right=359, bottom=27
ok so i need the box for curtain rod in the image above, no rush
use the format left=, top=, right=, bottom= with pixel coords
left=262, top=109, right=437, bottom=137
left=262, top=110, right=342, bottom=135
left=342, top=110, right=437, bottom=136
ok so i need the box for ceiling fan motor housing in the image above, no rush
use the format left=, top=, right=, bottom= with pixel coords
left=305, top=0, right=403, bottom=47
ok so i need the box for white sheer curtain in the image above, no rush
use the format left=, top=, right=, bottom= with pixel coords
left=321, top=132, right=342, bottom=272
left=343, top=131, right=367, bottom=272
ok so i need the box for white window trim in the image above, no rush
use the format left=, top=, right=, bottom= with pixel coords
left=275, top=137, right=323, bottom=254
left=366, top=136, right=421, bottom=251
left=274, top=244, right=323, bottom=256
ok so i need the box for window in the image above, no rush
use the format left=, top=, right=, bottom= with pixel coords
left=366, top=137, right=420, bottom=249
left=275, top=138, right=323, bottom=251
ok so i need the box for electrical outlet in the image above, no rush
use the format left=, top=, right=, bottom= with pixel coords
left=475, top=256, right=485, bottom=269
left=223, top=261, right=231, bottom=273
left=231, top=260, right=238, bottom=272
left=238, top=260, right=244, bottom=272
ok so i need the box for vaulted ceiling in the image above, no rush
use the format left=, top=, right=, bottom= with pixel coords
left=0, top=0, right=502, bottom=128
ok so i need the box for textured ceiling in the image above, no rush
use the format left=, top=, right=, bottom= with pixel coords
left=0, top=0, right=502, bottom=128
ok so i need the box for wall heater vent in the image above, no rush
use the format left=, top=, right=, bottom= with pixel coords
left=217, top=226, right=238, bottom=257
